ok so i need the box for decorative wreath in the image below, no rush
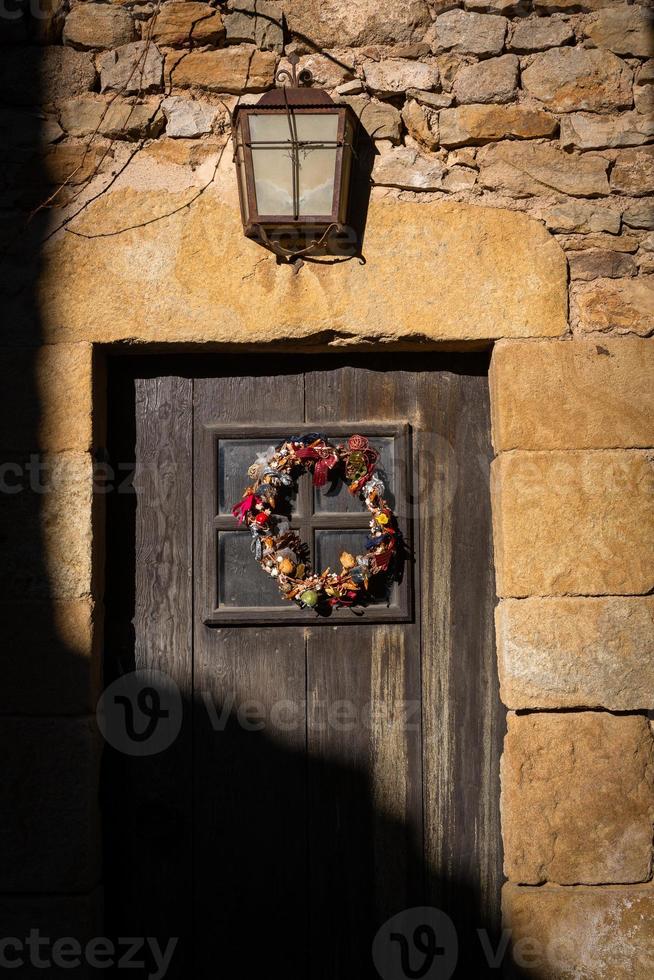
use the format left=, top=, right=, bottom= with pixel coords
left=232, top=434, right=400, bottom=612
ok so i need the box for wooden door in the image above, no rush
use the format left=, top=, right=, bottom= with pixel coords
left=103, top=354, right=503, bottom=979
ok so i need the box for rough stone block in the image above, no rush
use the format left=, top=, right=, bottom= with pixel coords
left=623, top=203, right=654, bottom=230
left=574, top=278, right=654, bottom=336
left=508, top=16, right=575, bottom=52
left=224, top=0, right=284, bottom=52
left=502, top=882, right=654, bottom=978
left=492, top=450, right=654, bottom=597
left=0, top=716, right=101, bottom=891
left=584, top=4, right=654, bottom=58
left=544, top=201, right=621, bottom=234
left=0, top=598, right=99, bottom=715
left=372, top=143, right=446, bottom=190
left=439, top=104, right=557, bottom=146
left=490, top=337, right=654, bottom=450
left=39, top=197, right=568, bottom=345
left=151, top=1, right=225, bottom=48
left=452, top=54, right=519, bottom=104
left=568, top=248, right=637, bottom=280
left=363, top=58, right=439, bottom=97
left=496, top=596, right=654, bottom=710
left=162, top=96, right=219, bottom=138
left=0, top=46, right=96, bottom=107
left=282, top=0, right=432, bottom=49
left=522, top=47, right=633, bottom=112
left=478, top=141, right=609, bottom=197
left=63, top=3, right=136, bottom=50
left=432, top=9, right=507, bottom=54
left=170, top=45, right=277, bottom=93
left=340, top=95, right=402, bottom=142
left=560, top=111, right=654, bottom=150
left=611, top=146, right=654, bottom=196
left=501, top=712, right=654, bottom=884
left=99, top=40, right=164, bottom=94
left=59, top=95, right=164, bottom=140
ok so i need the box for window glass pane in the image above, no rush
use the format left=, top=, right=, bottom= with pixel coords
left=249, top=113, right=339, bottom=217
left=313, top=436, right=396, bottom=514
left=218, top=531, right=285, bottom=607
left=218, top=439, right=299, bottom=516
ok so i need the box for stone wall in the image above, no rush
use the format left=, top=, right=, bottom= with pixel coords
left=1, top=0, right=653, bottom=975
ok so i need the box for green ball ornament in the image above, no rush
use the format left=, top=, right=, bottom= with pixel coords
left=299, top=589, right=320, bottom=608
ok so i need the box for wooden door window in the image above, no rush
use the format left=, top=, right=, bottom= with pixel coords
left=200, top=423, right=413, bottom=625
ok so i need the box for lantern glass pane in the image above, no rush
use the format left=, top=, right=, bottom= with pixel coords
left=249, top=112, right=339, bottom=217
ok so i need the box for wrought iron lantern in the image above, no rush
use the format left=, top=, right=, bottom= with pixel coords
left=232, top=54, right=358, bottom=259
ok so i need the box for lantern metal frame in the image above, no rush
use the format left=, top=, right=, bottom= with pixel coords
left=232, top=54, right=359, bottom=259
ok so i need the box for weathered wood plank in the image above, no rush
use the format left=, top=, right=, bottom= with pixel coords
left=193, top=367, right=308, bottom=978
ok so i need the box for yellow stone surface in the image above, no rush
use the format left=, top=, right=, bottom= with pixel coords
left=490, top=338, right=654, bottom=450
left=492, top=450, right=654, bottom=597
left=501, top=712, right=654, bottom=885
left=496, top=596, right=654, bottom=710
left=39, top=193, right=567, bottom=345
left=0, top=344, right=92, bottom=452
left=502, top=882, right=654, bottom=978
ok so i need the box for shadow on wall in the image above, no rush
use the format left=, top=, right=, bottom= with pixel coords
left=0, top=17, right=529, bottom=980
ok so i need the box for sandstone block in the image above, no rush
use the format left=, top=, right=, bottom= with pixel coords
left=162, top=96, right=219, bottom=138
left=432, top=9, right=508, bottom=55
left=452, top=54, right=518, bottom=104
left=63, top=3, right=135, bottom=50
left=224, top=0, right=284, bottom=52
left=0, top=46, right=96, bottom=107
left=611, top=146, right=654, bottom=196
left=557, top=231, right=639, bottom=252
left=502, top=882, right=654, bottom=978
left=282, top=0, right=432, bottom=49
left=152, top=1, right=225, bottom=47
left=522, top=47, right=633, bottom=112
left=99, top=40, right=164, bottom=93
left=574, top=277, right=654, bottom=336
left=478, top=141, right=609, bottom=197
left=42, top=143, right=110, bottom=187
left=171, top=45, right=277, bottom=93
left=544, top=201, right=621, bottom=234
left=0, top=344, right=92, bottom=453
left=401, top=100, right=439, bottom=150
left=363, top=58, right=439, bottom=97
left=0, top=599, right=99, bottom=715
left=372, top=143, right=446, bottom=190
left=490, top=337, right=654, bottom=450
left=440, top=104, right=557, bottom=146
left=623, top=203, right=654, bottom=230
left=585, top=4, right=654, bottom=59
left=0, top=452, right=93, bottom=599
left=501, top=712, right=654, bottom=884
left=406, top=88, right=453, bottom=108
left=39, top=196, right=568, bottom=344
left=59, top=94, right=164, bottom=140
left=568, top=248, right=636, bottom=280
left=635, top=81, right=654, bottom=116
left=561, top=110, right=654, bottom=150
left=492, top=450, right=654, bottom=597
left=464, top=0, right=529, bottom=13
left=340, top=95, right=402, bottom=142
left=534, top=0, right=626, bottom=10
left=497, top=596, right=654, bottom=710
left=508, top=16, right=575, bottom=52
left=0, top=716, right=101, bottom=891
